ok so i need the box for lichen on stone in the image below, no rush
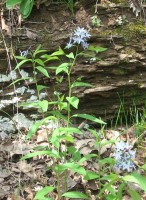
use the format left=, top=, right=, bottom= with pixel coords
left=118, top=21, right=146, bottom=40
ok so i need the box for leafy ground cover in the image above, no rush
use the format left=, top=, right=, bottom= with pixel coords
left=0, top=123, right=146, bottom=199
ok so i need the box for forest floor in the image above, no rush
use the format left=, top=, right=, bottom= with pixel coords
left=0, top=124, right=146, bottom=200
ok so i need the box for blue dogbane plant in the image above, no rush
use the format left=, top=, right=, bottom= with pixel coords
left=66, top=27, right=91, bottom=49
left=113, top=141, right=136, bottom=172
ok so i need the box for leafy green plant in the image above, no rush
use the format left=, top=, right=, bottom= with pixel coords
left=13, top=27, right=146, bottom=199
left=6, top=0, right=75, bottom=18
left=6, top=0, right=34, bottom=18
left=13, top=27, right=107, bottom=199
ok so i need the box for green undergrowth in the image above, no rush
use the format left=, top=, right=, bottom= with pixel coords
left=9, top=26, right=146, bottom=199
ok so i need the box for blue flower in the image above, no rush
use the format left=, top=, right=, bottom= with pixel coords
left=20, top=49, right=29, bottom=57
left=66, top=27, right=91, bottom=49
left=113, top=141, right=136, bottom=172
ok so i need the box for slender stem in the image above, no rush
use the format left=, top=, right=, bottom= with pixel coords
left=63, top=46, right=79, bottom=193
left=32, top=57, right=40, bottom=100
left=67, top=45, right=79, bottom=127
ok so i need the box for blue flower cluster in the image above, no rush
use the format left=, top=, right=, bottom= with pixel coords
left=66, top=27, right=91, bottom=49
left=113, top=141, right=136, bottom=172
left=20, top=49, right=29, bottom=57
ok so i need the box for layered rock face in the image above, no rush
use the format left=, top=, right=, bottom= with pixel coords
left=1, top=1, right=146, bottom=134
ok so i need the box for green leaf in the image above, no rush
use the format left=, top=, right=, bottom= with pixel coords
left=35, top=58, right=44, bottom=66
left=49, top=111, right=68, bottom=121
left=20, top=0, right=34, bottom=18
left=56, top=63, right=69, bottom=75
left=105, top=194, right=116, bottom=200
left=15, top=59, right=32, bottom=69
left=15, top=55, right=28, bottom=60
left=88, top=45, right=107, bottom=53
left=100, top=174, right=119, bottom=181
left=84, top=171, right=99, bottom=180
left=67, top=0, right=74, bottom=14
left=62, top=191, right=88, bottom=199
left=72, top=114, right=106, bottom=124
left=21, top=150, right=59, bottom=160
left=57, top=127, right=82, bottom=135
left=36, top=66, right=50, bottom=78
left=127, top=189, right=141, bottom=200
left=37, top=85, right=48, bottom=93
left=51, top=47, right=64, bottom=56
left=34, top=186, right=54, bottom=200
left=66, top=52, right=74, bottom=59
left=66, top=96, right=79, bottom=109
left=98, top=180, right=117, bottom=197
left=25, top=116, right=56, bottom=140
left=42, top=55, right=59, bottom=62
left=78, top=154, right=97, bottom=164
left=117, top=182, right=126, bottom=200
left=60, top=163, right=86, bottom=175
left=58, top=102, right=68, bottom=110
left=6, top=0, right=21, bottom=9
left=25, top=121, right=40, bottom=140
left=39, top=100, right=49, bottom=112
left=33, top=45, right=47, bottom=57
left=123, top=172, right=146, bottom=192
left=99, top=158, right=115, bottom=166
left=64, top=135, right=74, bottom=143
left=71, top=81, right=93, bottom=88
left=67, top=147, right=81, bottom=161
left=9, top=77, right=31, bottom=86
left=141, top=164, right=146, bottom=170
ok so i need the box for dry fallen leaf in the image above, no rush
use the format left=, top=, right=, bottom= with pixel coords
left=17, top=160, right=32, bottom=173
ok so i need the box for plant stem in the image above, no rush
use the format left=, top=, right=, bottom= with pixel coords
left=67, top=46, right=79, bottom=127
left=63, top=46, right=79, bottom=193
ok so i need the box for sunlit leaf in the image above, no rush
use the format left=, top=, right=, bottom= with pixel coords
left=66, top=96, right=79, bottom=109
left=123, top=172, right=146, bottom=192
left=20, top=0, right=34, bottom=18
left=56, top=63, right=69, bottom=75
left=66, top=52, right=74, bottom=59
left=84, top=171, right=99, bottom=180
left=117, top=182, right=126, bottom=200
left=36, top=66, right=50, bottom=78
left=25, top=116, right=56, bottom=139
left=71, top=81, right=93, bottom=88
left=9, top=77, right=31, bottom=86
left=15, top=56, right=28, bottom=60
left=35, top=58, right=44, bottom=66
left=141, top=164, right=146, bottom=171
left=127, top=189, right=141, bottom=200
left=88, top=45, right=107, bottom=53
left=62, top=191, right=88, bottom=199
left=33, top=45, right=47, bottom=57
left=99, top=158, right=115, bottom=166
left=15, top=59, right=32, bottom=69
left=21, top=150, right=59, bottom=160
left=72, top=114, right=106, bottom=124
left=6, top=0, right=21, bottom=9
left=51, top=47, right=64, bottom=56
left=37, top=85, right=48, bottom=92
left=39, top=100, right=49, bottom=112
left=78, top=154, right=97, bottom=164
left=56, top=127, right=82, bottom=135
left=34, top=186, right=54, bottom=200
